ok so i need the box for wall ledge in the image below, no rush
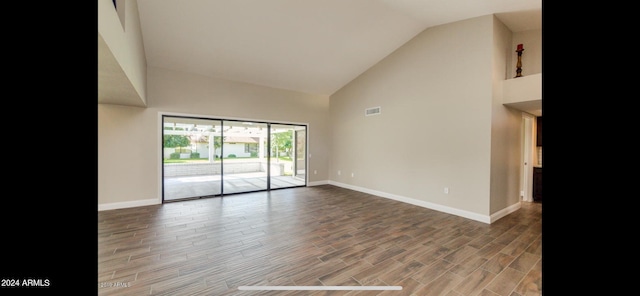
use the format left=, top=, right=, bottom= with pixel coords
left=503, top=73, right=542, bottom=104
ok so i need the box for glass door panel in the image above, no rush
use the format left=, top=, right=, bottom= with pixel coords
left=294, top=128, right=306, bottom=181
left=221, top=121, right=269, bottom=194
left=162, top=116, right=222, bottom=201
left=270, top=124, right=306, bottom=189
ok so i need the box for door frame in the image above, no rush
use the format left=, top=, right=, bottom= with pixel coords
left=294, top=128, right=306, bottom=181
left=521, top=113, right=535, bottom=202
left=158, top=111, right=308, bottom=202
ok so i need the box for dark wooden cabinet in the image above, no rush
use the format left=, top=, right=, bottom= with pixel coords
left=536, top=116, right=542, bottom=146
left=533, top=167, right=542, bottom=202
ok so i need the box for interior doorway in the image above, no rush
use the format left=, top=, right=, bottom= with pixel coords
left=521, top=113, right=535, bottom=202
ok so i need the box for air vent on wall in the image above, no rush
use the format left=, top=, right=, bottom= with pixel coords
left=365, top=106, right=381, bottom=116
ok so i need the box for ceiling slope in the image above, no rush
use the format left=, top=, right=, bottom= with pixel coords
left=99, top=0, right=541, bottom=106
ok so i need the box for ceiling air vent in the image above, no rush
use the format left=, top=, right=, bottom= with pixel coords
left=365, top=106, right=381, bottom=116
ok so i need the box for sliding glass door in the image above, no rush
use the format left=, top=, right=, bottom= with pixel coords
left=163, top=116, right=222, bottom=201
left=162, top=115, right=307, bottom=202
left=295, top=128, right=306, bottom=181
left=221, top=121, right=269, bottom=194
left=270, top=124, right=306, bottom=189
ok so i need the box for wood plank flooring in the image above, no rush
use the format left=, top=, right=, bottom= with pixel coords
left=98, top=185, right=542, bottom=295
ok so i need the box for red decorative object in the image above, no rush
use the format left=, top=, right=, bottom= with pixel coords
left=517, top=44, right=523, bottom=51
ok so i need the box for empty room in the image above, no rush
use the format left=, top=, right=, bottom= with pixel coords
left=98, top=0, right=543, bottom=295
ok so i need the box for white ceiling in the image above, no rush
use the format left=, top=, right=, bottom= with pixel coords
left=101, top=0, right=541, bottom=104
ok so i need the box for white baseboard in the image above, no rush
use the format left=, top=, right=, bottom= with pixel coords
left=98, top=183, right=521, bottom=224
left=307, top=180, right=329, bottom=186
left=489, top=201, right=521, bottom=223
left=98, top=198, right=160, bottom=211
left=98, top=181, right=325, bottom=211
left=328, top=181, right=492, bottom=224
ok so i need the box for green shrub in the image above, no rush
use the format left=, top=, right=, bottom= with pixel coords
left=228, top=154, right=236, bottom=158
left=169, top=152, right=181, bottom=159
left=190, top=152, right=200, bottom=159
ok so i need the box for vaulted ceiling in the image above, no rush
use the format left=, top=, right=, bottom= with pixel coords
left=99, top=0, right=541, bottom=105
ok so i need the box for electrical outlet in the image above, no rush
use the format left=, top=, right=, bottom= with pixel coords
left=351, top=172, right=354, bottom=177
left=314, top=170, right=317, bottom=175
left=444, top=187, right=449, bottom=194
left=338, top=170, right=341, bottom=175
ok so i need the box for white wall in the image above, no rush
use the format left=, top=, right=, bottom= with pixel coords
left=490, top=16, right=525, bottom=215
left=98, top=104, right=157, bottom=205
left=329, top=15, right=495, bottom=218
left=223, top=143, right=250, bottom=158
left=98, top=67, right=330, bottom=207
left=98, top=0, right=147, bottom=104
